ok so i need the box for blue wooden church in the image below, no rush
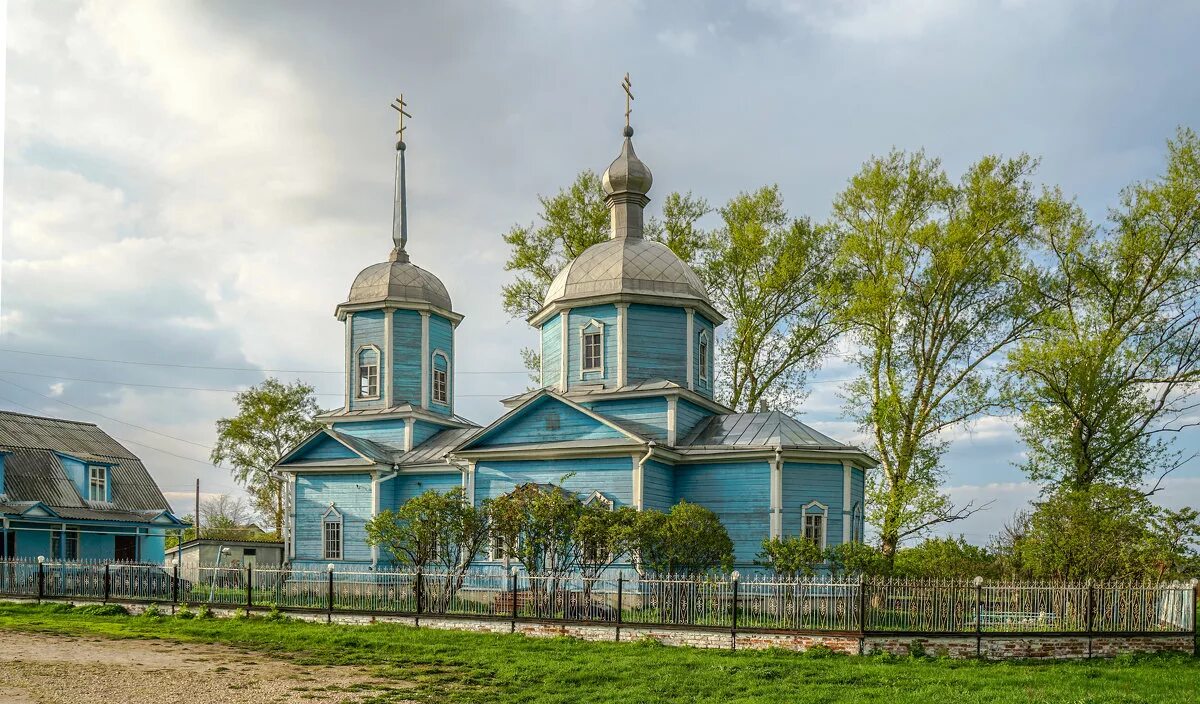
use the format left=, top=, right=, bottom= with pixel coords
left=276, top=106, right=874, bottom=570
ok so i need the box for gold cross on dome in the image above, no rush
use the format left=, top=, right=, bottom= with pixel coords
left=391, top=95, right=412, bottom=141
left=621, top=73, right=634, bottom=128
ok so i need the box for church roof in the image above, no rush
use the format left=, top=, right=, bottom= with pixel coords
left=540, top=237, right=713, bottom=310
left=679, top=411, right=846, bottom=450
left=341, top=257, right=454, bottom=314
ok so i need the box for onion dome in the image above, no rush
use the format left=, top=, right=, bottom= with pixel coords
left=601, top=126, right=653, bottom=197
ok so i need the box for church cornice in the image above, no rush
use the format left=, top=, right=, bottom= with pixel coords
left=527, top=292, right=725, bottom=328
left=335, top=300, right=464, bottom=326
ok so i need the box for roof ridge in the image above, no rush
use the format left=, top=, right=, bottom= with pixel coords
left=0, top=410, right=98, bottom=427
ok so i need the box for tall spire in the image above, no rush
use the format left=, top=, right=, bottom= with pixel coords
left=602, top=74, right=652, bottom=239
left=390, top=95, right=412, bottom=263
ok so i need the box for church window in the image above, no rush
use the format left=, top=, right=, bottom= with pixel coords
left=357, top=346, right=380, bottom=399
left=802, top=501, right=827, bottom=549
left=323, top=506, right=343, bottom=560
left=580, top=320, right=604, bottom=373
left=698, top=330, right=710, bottom=383
left=851, top=502, right=863, bottom=543
left=432, top=351, right=450, bottom=405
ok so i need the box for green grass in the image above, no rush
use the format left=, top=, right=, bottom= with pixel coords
left=1, top=603, right=1197, bottom=703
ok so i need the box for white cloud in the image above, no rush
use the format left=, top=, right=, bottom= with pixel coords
left=657, top=28, right=700, bottom=55
left=758, top=0, right=963, bottom=41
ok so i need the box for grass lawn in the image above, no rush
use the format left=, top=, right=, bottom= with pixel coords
left=0, top=603, right=1197, bottom=703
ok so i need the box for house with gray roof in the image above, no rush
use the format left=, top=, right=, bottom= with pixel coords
left=274, top=108, right=875, bottom=571
left=0, top=411, right=186, bottom=563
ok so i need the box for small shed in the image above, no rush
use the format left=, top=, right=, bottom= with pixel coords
left=165, top=537, right=284, bottom=568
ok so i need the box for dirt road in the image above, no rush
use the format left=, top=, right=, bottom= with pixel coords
left=0, top=630, right=415, bottom=703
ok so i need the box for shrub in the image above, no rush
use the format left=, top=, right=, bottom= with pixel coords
left=231, top=607, right=249, bottom=620
left=756, top=536, right=825, bottom=577
left=74, top=604, right=129, bottom=617
left=263, top=605, right=289, bottom=622
left=196, top=604, right=213, bottom=619
left=141, top=603, right=162, bottom=618
left=176, top=604, right=195, bottom=619
left=907, top=639, right=928, bottom=659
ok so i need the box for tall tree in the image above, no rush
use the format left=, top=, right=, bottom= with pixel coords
left=1009, top=128, right=1200, bottom=491
left=702, top=186, right=842, bottom=412
left=200, top=494, right=257, bottom=533
left=211, top=378, right=320, bottom=535
left=829, top=150, right=1068, bottom=561
left=500, top=170, right=708, bottom=377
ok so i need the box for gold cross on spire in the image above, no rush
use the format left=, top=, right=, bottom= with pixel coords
left=621, top=73, right=634, bottom=128
left=391, top=95, right=412, bottom=142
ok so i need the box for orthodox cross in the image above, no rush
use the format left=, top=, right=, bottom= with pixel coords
left=621, top=73, right=634, bottom=128
left=391, top=95, right=412, bottom=142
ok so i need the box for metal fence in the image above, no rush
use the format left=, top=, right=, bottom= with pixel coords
left=0, top=559, right=1194, bottom=638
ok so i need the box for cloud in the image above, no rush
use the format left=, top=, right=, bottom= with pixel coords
left=756, top=0, right=962, bottom=41
left=657, top=28, right=700, bottom=55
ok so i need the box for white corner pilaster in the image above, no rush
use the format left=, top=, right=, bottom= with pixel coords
left=383, top=309, right=394, bottom=407
left=420, top=311, right=431, bottom=408
left=465, top=461, right=476, bottom=505
left=559, top=309, right=570, bottom=392
left=770, top=450, right=783, bottom=539
left=344, top=312, right=354, bottom=406
left=616, top=303, right=629, bottom=388
left=666, top=396, right=678, bottom=446
left=404, top=417, right=415, bottom=451
left=685, top=308, right=695, bottom=391
left=370, top=469, right=380, bottom=566
left=631, top=452, right=645, bottom=510
left=842, top=460, right=853, bottom=544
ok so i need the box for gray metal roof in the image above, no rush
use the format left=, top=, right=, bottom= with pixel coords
left=397, top=426, right=480, bottom=465
left=342, top=259, right=453, bottom=312
left=542, top=237, right=711, bottom=309
left=325, top=429, right=396, bottom=465
left=318, top=403, right=477, bottom=428
left=0, top=411, right=170, bottom=513
left=679, top=411, right=846, bottom=450
left=501, top=379, right=697, bottom=407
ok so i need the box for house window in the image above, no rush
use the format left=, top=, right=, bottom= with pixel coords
left=581, top=321, right=603, bottom=373
left=88, top=465, right=108, bottom=502
left=802, top=501, right=827, bottom=549
left=488, top=532, right=510, bottom=562
left=698, top=330, right=710, bottom=383
left=323, top=507, right=343, bottom=560
left=432, top=351, right=450, bottom=405
left=51, top=529, right=80, bottom=561
left=357, top=346, right=380, bottom=399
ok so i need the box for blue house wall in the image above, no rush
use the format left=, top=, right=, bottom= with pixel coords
left=429, top=314, right=454, bottom=416
left=673, top=460, right=770, bottom=565
left=332, top=419, right=406, bottom=447
left=474, top=400, right=627, bottom=448
left=565, top=304, right=619, bottom=390
left=540, top=313, right=562, bottom=387
left=349, top=310, right=386, bottom=412
left=294, top=473, right=374, bottom=567
left=626, top=304, right=687, bottom=386
left=392, top=309, right=423, bottom=405
left=642, top=459, right=675, bottom=511
left=692, top=314, right=715, bottom=399
left=782, top=462, right=844, bottom=545
left=583, top=397, right=668, bottom=442
left=474, top=457, right=633, bottom=510
left=676, top=399, right=713, bottom=439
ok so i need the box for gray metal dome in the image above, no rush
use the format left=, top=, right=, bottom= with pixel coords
left=601, top=135, right=653, bottom=197
left=542, top=237, right=710, bottom=308
left=345, top=258, right=453, bottom=311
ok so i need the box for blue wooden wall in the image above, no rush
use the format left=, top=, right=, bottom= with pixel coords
left=290, top=434, right=360, bottom=463
left=540, top=313, right=562, bottom=387
left=474, top=398, right=627, bottom=447
left=294, top=473, right=374, bottom=564
left=673, top=461, right=770, bottom=565
left=474, top=456, right=633, bottom=513
left=350, top=310, right=385, bottom=411
left=627, top=304, right=687, bottom=387
left=642, top=459, right=675, bottom=511
left=392, top=309, right=422, bottom=405
left=676, top=399, right=713, bottom=441
left=782, top=462, right=844, bottom=546
left=56, top=453, right=89, bottom=501
left=332, top=419, right=406, bottom=449
left=583, top=397, right=668, bottom=442
left=692, top=314, right=715, bottom=399
left=429, top=314, right=454, bottom=415
left=565, top=304, right=618, bottom=390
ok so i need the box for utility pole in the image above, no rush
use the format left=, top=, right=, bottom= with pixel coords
left=194, top=478, right=201, bottom=540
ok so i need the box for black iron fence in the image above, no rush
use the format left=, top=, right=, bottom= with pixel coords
left=0, top=559, right=1194, bottom=638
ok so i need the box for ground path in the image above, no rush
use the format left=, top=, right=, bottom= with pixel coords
left=0, top=630, right=416, bottom=703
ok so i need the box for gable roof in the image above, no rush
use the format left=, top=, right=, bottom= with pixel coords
left=453, top=390, right=648, bottom=454
left=275, top=428, right=393, bottom=468
left=679, top=411, right=846, bottom=450
left=0, top=411, right=169, bottom=512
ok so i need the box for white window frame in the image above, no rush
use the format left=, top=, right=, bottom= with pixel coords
left=88, top=464, right=108, bottom=503
left=431, top=350, right=450, bottom=405
left=322, top=505, right=343, bottom=560
left=698, top=330, right=710, bottom=384
left=584, top=490, right=614, bottom=510
left=579, top=319, right=604, bottom=375
left=802, top=500, right=828, bottom=550
left=356, top=345, right=381, bottom=400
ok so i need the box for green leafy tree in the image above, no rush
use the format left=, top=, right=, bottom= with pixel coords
left=1010, top=128, right=1200, bottom=491
left=488, top=482, right=585, bottom=582
left=825, top=542, right=891, bottom=578
left=364, top=488, right=491, bottom=613
left=892, top=536, right=999, bottom=579
left=574, top=503, right=638, bottom=581
left=828, top=150, right=1072, bottom=562
left=211, top=378, right=320, bottom=535
left=628, top=501, right=734, bottom=576
left=703, top=187, right=842, bottom=412
left=755, top=536, right=826, bottom=577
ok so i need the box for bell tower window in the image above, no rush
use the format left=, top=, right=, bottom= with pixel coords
left=357, top=346, right=380, bottom=399
left=698, top=330, right=711, bottom=383
left=431, top=351, right=450, bottom=405
left=580, top=319, right=604, bottom=374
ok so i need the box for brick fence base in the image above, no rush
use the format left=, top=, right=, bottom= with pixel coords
left=4, top=597, right=1193, bottom=660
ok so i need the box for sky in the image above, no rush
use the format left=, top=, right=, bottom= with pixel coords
left=3, top=0, right=1200, bottom=543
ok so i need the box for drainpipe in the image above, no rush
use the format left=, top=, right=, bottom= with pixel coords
left=634, top=442, right=655, bottom=510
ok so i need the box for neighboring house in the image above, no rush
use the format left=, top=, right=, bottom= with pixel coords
left=165, top=537, right=284, bottom=569
left=276, top=114, right=877, bottom=571
left=0, top=411, right=187, bottom=562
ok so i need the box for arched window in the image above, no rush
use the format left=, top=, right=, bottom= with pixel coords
left=431, top=351, right=450, bottom=405
left=698, top=330, right=711, bottom=383
left=356, top=346, right=380, bottom=399
left=322, top=505, right=343, bottom=560
left=851, top=502, right=863, bottom=543
left=802, top=500, right=828, bottom=550
left=580, top=319, right=604, bottom=374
